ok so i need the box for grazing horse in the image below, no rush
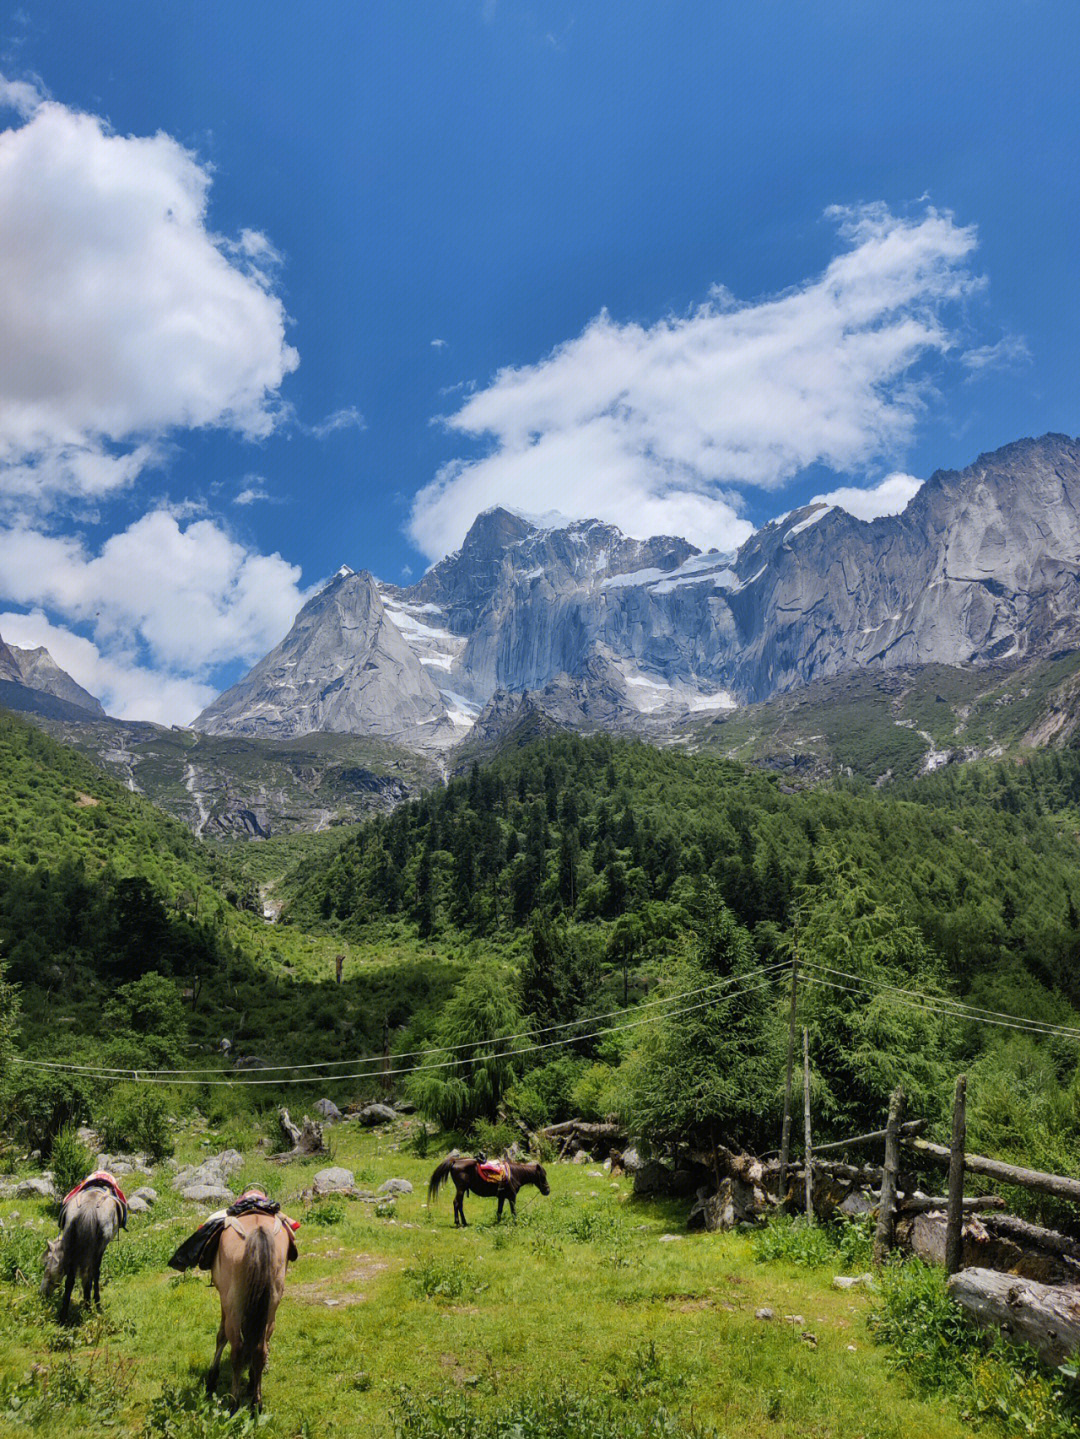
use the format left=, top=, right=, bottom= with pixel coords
left=41, top=1187, right=121, bottom=1322
left=206, top=1210, right=294, bottom=1412
left=428, top=1153, right=550, bottom=1226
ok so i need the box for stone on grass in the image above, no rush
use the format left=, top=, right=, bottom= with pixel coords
left=127, top=1196, right=150, bottom=1214
left=571, top=1150, right=592, bottom=1165
left=171, top=1150, right=243, bottom=1193
left=15, top=1177, right=56, bottom=1200
left=313, top=1167, right=355, bottom=1195
left=393, top=1100, right=417, bottom=1114
left=620, top=1147, right=645, bottom=1172
left=755, top=1308, right=775, bottom=1321
left=180, top=1183, right=235, bottom=1204
left=658, top=1233, right=682, bottom=1243
left=130, top=1187, right=158, bottom=1205
left=357, top=1104, right=397, bottom=1127
left=377, top=1178, right=413, bottom=1196
left=832, top=1274, right=875, bottom=1290
left=313, top=1099, right=342, bottom=1123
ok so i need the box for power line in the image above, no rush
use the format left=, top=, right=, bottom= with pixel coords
left=798, top=960, right=1080, bottom=1040
left=11, top=965, right=790, bottom=1087
left=798, top=971, right=1080, bottom=1042
left=13, top=961, right=791, bottom=1080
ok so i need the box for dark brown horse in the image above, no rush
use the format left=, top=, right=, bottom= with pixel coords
left=428, top=1153, right=550, bottom=1226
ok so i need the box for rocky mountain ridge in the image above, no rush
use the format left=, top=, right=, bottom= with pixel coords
left=0, top=631, right=105, bottom=721
left=195, top=433, right=1080, bottom=753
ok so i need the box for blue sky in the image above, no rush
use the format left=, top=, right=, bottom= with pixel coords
left=0, top=1, right=1077, bottom=720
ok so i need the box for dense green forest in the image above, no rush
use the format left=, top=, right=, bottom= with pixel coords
left=3, top=709, right=1080, bottom=1217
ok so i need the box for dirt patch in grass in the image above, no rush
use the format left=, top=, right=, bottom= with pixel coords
left=290, top=1253, right=391, bottom=1307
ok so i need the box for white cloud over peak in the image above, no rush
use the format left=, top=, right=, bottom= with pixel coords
left=409, top=203, right=980, bottom=559
left=0, top=510, right=308, bottom=722
left=812, top=472, right=924, bottom=522
left=0, top=81, right=298, bottom=514
left=0, top=609, right=216, bottom=725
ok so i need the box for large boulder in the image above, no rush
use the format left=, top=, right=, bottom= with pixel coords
left=313, top=1099, right=342, bottom=1123
left=179, top=1183, right=235, bottom=1204
left=357, top=1104, right=398, bottom=1127
left=15, top=1176, right=56, bottom=1200
left=127, top=1196, right=150, bottom=1214
left=620, top=1147, right=645, bottom=1173
left=171, top=1150, right=244, bottom=1193
left=313, top=1167, right=355, bottom=1194
left=633, top=1160, right=675, bottom=1198
left=130, top=1187, right=158, bottom=1205
left=377, top=1178, right=413, bottom=1196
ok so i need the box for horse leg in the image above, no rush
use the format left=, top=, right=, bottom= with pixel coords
left=81, top=1273, right=92, bottom=1309
left=207, top=1320, right=226, bottom=1398
left=250, top=1337, right=268, bottom=1411
left=509, top=1193, right=517, bottom=1218
left=60, top=1270, right=75, bottom=1324
left=93, top=1256, right=103, bottom=1308
left=497, top=1195, right=504, bottom=1221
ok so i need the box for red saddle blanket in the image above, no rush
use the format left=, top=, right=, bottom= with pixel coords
left=477, top=1160, right=510, bottom=1185
left=61, top=1171, right=128, bottom=1228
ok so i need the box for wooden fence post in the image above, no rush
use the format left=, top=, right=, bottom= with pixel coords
left=778, top=954, right=798, bottom=1204
left=802, top=1026, right=814, bottom=1220
left=873, top=1086, right=906, bottom=1265
left=945, top=1073, right=968, bottom=1276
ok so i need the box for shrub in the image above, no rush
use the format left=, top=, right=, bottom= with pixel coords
left=99, top=1083, right=173, bottom=1160
left=392, top=1384, right=717, bottom=1437
left=405, top=1255, right=471, bottom=1301
left=307, top=1199, right=345, bottom=1227
left=871, top=1259, right=1080, bottom=1437
left=471, top=1118, right=518, bottom=1155
left=141, top=1379, right=262, bottom=1437
left=752, top=1214, right=837, bottom=1268
left=2, top=1068, right=90, bottom=1152
left=49, top=1126, right=91, bottom=1199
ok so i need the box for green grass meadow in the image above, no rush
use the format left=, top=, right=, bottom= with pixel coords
left=0, top=1119, right=975, bottom=1439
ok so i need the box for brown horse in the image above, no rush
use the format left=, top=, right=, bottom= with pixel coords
left=206, top=1211, right=295, bottom=1411
left=428, top=1153, right=550, bottom=1226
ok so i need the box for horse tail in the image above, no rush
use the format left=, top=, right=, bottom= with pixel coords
left=238, top=1226, right=274, bottom=1371
left=428, top=1155, right=456, bottom=1204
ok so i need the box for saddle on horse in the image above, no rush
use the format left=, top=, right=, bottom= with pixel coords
left=168, top=1188, right=299, bottom=1271
left=476, top=1158, right=511, bottom=1185
left=61, top=1170, right=128, bottom=1229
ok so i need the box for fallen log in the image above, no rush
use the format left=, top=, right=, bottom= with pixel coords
left=982, top=1214, right=1080, bottom=1263
left=541, top=1120, right=625, bottom=1145
left=815, top=1119, right=927, bottom=1156
left=947, top=1268, right=1080, bottom=1369
left=904, top=1213, right=1076, bottom=1284
left=899, top=1194, right=1006, bottom=1215
left=903, top=1137, right=1080, bottom=1205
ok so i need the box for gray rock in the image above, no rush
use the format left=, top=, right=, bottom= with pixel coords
left=15, top=1177, right=55, bottom=1200
left=130, top=1187, right=158, bottom=1205
left=127, top=1196, right=150, bottom=1214
left=171, top=1150, right=243, bottom=1193
left=313, top=1167, right=354, bottom=1194
left=393, top=1100, right=417, bottom=1114
left=620, top=1147, right=645, bottom=1173
left=377, top=1178, right=413, bottom=1196
left=571, top=1150, right=593, bottom=1164
left=755, top=1308, right=775, bottom=1321
left=180, top=1183, right=235, bottom=1204
left=313, top=1099, right=342, bottom=1123
left=357, top=1104, right=398, bottom=1127
left=194, top=571, right=453, bottom=749
left=832, top=1274, right=875, bottom=1290
left=633, top=1160, right=674, bottom=1198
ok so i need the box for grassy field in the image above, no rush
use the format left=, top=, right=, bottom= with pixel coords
left=0, top=1118, right=978, bottom=1439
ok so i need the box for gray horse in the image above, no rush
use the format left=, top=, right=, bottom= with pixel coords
left=41, top=1187, right=122, bottom=1321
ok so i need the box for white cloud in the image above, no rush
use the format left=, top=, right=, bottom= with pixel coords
left=0, top=608, right=215, bottom=724
left=308, top=404, right=365, bottom=439
left=431, top=338, right=448, bottom=349
left=812, top=472, right=923, bottom=522
left=233, top=477, right=271, bottom=506
left=961, top=334, right=1030, bottom=372
left=0, top=73, right=44, bottom=119
left=409, top=203, right=980, bottom=559
left=0, top=82, right=298, bottom=515
left=0, top=509, right=309, bottom=721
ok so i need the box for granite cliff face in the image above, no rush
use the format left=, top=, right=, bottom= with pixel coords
left=195, top=568, right=461, bottom=747
left=0, top=631, right=106, bottom=720
left=194, top=434, right=1080, bottom=750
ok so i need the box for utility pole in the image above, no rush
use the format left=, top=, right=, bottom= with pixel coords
left=778, top=950, right=798, bottom=1203
left=802, top=1026, right=814, bottom=1220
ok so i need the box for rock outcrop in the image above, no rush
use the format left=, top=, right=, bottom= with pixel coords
left=195, top=434, right=1080, bottom=748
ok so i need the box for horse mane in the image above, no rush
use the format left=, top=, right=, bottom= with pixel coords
left=238, top=1226, right=274, bottom=1371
